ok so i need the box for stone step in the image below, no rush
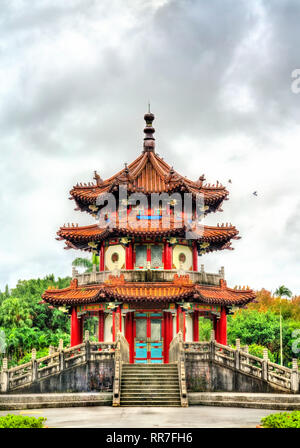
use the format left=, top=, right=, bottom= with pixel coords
left=120, top=404, right=182, bottom=407
left=120, top=362, right=181, bottom=407
left=121, top=387, right=179, bottom=391
left=121, top=382, right=179, bottom=386
left=121, top=392, right=180, bottom=398
left=122, top=372, right=178, bottom=378
left=122, top=370, right=178, bottom=374
left=120, top=401, right=181, bottom=406
left=122, top=364, right=177, bottom=367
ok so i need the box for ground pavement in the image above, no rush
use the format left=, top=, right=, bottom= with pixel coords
left=0, top=406, right=282, bottom=428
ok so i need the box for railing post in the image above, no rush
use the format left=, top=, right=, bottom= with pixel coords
left=210, top=330, right=215, bottom=362
left=85, top=331, right=90, bottom=362
left=235, top=339, right=240, bottom=370
left=31, top=348, right=38, bottom=382
left=49, top=346, right=54, bottom=365
left=262, top=348, right=268, bottom=381
left=291, top=358, right=299, bottom=393
left=58, top=339, right=65, bottom=371
left=113, top=347, right=121, bottom=406
left=0, top=358, right=8, bottom=393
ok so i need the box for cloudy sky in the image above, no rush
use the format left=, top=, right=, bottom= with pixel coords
left=0, top=0, right=299, bottom=295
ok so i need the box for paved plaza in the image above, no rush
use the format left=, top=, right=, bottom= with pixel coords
left=0, top=405, right=281, bottom=428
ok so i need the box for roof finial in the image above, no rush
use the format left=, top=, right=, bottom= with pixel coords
left=143, top=108, right=155, bottom=153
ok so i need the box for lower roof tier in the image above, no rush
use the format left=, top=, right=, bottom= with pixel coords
left=42, top=274, right=255, bottom=307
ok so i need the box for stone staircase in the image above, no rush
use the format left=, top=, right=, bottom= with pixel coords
left=120, top=363, right=182, bottom=407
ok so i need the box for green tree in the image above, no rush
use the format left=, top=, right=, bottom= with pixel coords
left=274, top=285, right=292, bottom=365
left=72, top=257, right=93, bottom=272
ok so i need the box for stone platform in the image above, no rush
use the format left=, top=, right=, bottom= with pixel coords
left=189, top=392, right=300, bottom=410
left=0, top=392, right=299, bottom=411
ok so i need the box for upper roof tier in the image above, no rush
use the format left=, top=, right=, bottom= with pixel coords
left=70, top=112, right=229, bottom=215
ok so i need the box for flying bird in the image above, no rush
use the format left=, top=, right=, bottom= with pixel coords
left=228, top=179, right=232, bottom=184
left=253, top=191, right=258, bottom=196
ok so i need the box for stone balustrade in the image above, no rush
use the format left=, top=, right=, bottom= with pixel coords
left=2, top=333, right=297, bottom=396
left=72, top=265, right=225, bottom=286
left=183, top=336, right=299, bottom=393
left=0, top=338, right=117, bottom=393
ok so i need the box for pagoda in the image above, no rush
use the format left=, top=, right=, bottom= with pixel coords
left=42, top=111, right=255, bottom=364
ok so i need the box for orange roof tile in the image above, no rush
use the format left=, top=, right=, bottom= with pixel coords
left=42, top=277, right=255, bottom=306
left=56, top=222, right=239, bottom=252
left=70, top=151, right=228, bottom=214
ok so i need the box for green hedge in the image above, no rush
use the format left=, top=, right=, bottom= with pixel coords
left=261, top=411, right=300, bottom=428
left=0, top=414, right=47, bottom=428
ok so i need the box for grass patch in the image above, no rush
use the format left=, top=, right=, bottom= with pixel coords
left=261, top=410, right=300, bottom=428
left=0, top=414, right=47, bottom=428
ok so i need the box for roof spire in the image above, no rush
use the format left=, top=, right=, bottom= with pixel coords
left=143, top=108, right=155, bottom=153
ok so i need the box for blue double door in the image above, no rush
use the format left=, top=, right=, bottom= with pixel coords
left=134, top=312, right=163, bottom=363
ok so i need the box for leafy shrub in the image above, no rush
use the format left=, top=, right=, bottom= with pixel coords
left=261, top=411, right=300, bottom=428
left=0, top=414, right=47, bottom=428
left=247, top=344, right=275, bottom=362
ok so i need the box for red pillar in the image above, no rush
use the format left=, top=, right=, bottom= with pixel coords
left=98, top=311, right=104, bottom=342
left=176, top=306, right=186, bottom=340
left=193, top=311, right=199, bottom=341
left=125, top=312, right=134, bottom=363
left=164, top=242, right=172, bottom=269
left=79, top=316, right=84, bottom=344
left=99, top=242, right=105, bottom=271
left=112, top=311, right=116, bottom=342
left=165, top=312, right=173, bottom=363
left=219, top=307, right=227, bottom=345
left=71, top=307, right=80, bottom=347
left=125, top=243, right=134, bottom=269
left=192, top=242, right=198, bottom=272
left=213, top=315, right=218, bottom=341
left=163, top=312, right=168, bottom=363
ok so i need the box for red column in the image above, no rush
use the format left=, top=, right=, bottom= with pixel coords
left=164, top=242, right=172, bottom=269
left=98, top=311, right=104, bottom=342
left=71, top=307, right=80, bottom=347
left=163, top=312, right=168, bottom=363
left=176, top=306, right=186, bottom=340
left=125, top=312, right=134, bottom=363
left=193, top=311, right=199, bottom=341
left=192, top=242, right=198, bottom=272
left=213, top=315, right=218, bottom=341
left=99, top=242, right=105, bottom=271
left=79, top=316, right=84, bottom=344
left=176, top=306, right=180, bottom=334
left=125, top=243, right=134, bottom=269
left=164, top=312, right=174, bottom=363
left=219, top=307, right=227, bottom=345
left=118, top=306, right=122, bottom=333
left=112, top=311, right=116, bottom=342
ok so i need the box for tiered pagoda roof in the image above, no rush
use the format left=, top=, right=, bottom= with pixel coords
left=42, top=275, right=255, bottom=306
left=70, top=150, right=228, bottom=214
left=70, top=113, right=228, bottom=215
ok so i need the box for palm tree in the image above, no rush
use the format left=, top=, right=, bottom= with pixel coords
left=274, top=285, right=292, bottom=365
left=72, top=258, right=93, bottom=273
